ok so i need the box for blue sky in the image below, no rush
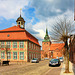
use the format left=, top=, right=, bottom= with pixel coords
left=0, top=0, right=74, bottom=45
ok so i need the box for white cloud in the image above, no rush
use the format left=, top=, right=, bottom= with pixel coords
left=32, top=9, right=74, bottom=42
left=56, top=9, right=62, bottom=13
left=30, top=0, right=74, bottom=21
left=12, top=23, right=16, bottom=26
left=33, top=29, right=45, bottom=40
left=0, top=0, right=29, bottom=19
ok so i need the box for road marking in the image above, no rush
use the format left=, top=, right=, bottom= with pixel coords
left=44, top=67, right=54, bottom=75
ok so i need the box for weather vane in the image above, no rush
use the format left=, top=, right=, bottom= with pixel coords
left=20, top=8, right=22, bottom=16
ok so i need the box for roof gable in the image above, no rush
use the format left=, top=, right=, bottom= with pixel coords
left=0, top=26, right=25, bottom=32
left=50, top=43, right=64, bottom=51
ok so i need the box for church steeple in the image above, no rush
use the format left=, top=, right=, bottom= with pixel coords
left=46, top=28, right=48, bottom=36
left=43, top=28, right=50, bottom=42
left=16, top=9, right=25, bottom=29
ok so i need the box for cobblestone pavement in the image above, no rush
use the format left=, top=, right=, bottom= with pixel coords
left=0, top=60, right=62, bottom=75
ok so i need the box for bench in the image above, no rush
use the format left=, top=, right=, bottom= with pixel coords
left=2, top=61, right=10, bottom=66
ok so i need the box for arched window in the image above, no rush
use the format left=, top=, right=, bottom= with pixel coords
left=18, top=22, right=20, bottom=25
left=46, top=54, right=47, bottom=57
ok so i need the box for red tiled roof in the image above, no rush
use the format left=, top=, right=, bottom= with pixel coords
left=0, top=26, right=25, bottom=32
left=0, top=25, right=40, bottom=46
left=50, top=43, right=64, bottom=51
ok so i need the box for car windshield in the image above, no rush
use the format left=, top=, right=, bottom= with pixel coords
left=50, top=59, right=58, bottom=62
left=59, top=57, right=63, bottom=59
left=33, top=58, right=38, bottom=60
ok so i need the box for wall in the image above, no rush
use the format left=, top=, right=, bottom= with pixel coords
left=0, top=41, right=28, bottom=62
left=28, top=41, right=41, bottom=61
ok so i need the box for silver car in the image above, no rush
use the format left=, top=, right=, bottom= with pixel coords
left=31, top=58, right=39, bottom=63
left=59, top=57, right=63, bottom=62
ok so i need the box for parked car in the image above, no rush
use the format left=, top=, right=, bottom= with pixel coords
left=49, top=59, right=61, bottom=66
left=31, top=58, right=39, bottom=63
left=44, top=58, right=49, bottom=60
left=59, top=57, right=63, bottom=62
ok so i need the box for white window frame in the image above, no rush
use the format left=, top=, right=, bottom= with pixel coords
left=7, top=52, right=11, bottom=59
left=34, top=53, right=35, bottom=58
left=34, top=44, right=35, bottom=50
left=29, top=53, right=31, bottom=59
left=32, top=43, right=33, bottom=49
left=29, top=42, right=31, bottom=48
left=13, top=52, right=17, bottom=59
left=20, top=41, right=24, bottom=48
left=13, top=42, right=17, bottom=48
left=20, top=52, right=24, bottom=60
left=1, top=42, right=5, bottom=48
left=7, top=42, right=10, bottom=48
left=32, top=53, right=33, bottom=59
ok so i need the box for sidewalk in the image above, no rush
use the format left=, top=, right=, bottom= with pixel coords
left=73, top=63, right=75, bottom=75
left=60, top=61, right=74, bottom=75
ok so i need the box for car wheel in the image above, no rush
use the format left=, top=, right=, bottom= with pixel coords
left=58, top=64, right=60, bottom=66
left=49, top=64, right=51, bottom=66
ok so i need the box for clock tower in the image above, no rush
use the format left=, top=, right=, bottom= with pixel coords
left=16, top=9, right=25, bottom=29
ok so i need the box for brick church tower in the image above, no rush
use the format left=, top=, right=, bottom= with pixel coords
left=42, top=28, right=51, bottom=58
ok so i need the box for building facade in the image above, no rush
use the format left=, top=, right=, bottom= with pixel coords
left=0, top=14, right=41, bottom=62
left=41, top=28, right=64, bottom=59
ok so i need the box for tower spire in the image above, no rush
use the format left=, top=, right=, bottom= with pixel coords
left=43, top=27, right=51, bottom=42
left=46, top=28, right=48, bottom=36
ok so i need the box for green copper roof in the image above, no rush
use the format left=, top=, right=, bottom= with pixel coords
left=43, top=28, right=50, bottom=42
left=46, top=28, right=48, bottom=36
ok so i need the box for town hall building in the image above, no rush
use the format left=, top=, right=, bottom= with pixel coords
left=0, top=14, right=41, bottom=62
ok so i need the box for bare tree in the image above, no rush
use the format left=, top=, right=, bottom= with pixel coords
left=50, top=18, right=75, bottom=73
left=5, top=45, right=9, bottom=61
left=0, top=43, right=10, bottom=61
